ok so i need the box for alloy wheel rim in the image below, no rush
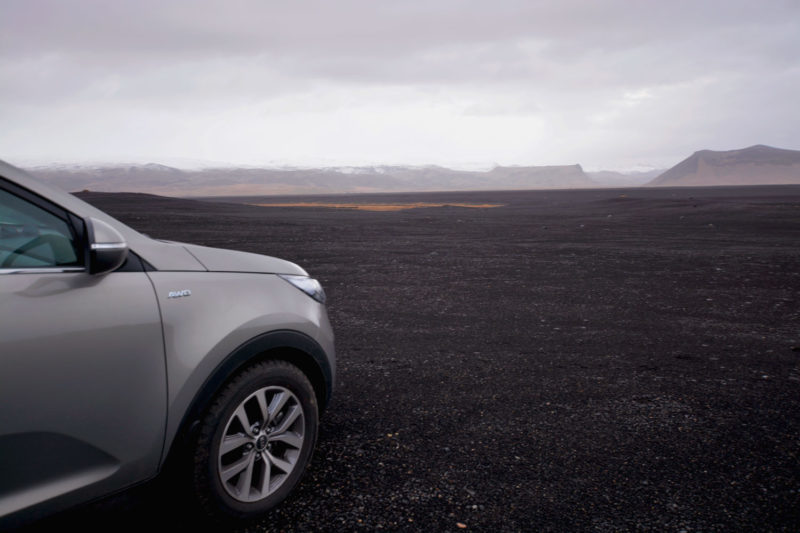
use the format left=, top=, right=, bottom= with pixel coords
left=217, top=385, right=305, bottom=502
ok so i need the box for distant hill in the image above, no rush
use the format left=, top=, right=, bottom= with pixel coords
left=648, top=145, right=800, bottom=187
left=28, top=163, right=596, bottom=196
left=587, top=169, right=663, bottom=187
left=26, top=146, right=800, bottom=195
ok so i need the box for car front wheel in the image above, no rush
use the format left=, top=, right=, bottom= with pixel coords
left=190, top=360, right=319, bottom=521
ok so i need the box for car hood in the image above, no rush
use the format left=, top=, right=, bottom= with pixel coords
left=180, top=243, right=308, bottom=275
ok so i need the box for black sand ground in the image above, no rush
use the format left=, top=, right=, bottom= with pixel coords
left=27, top=186, right=800, bottom=531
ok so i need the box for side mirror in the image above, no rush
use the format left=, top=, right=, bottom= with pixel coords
left=86, top=217, right=128, bottom=274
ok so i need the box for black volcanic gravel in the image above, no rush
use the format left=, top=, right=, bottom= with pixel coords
left=24, top=186, right=800, bottom=532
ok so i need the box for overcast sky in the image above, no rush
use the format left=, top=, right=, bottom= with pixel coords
left=2, top=0, right=798, bottom=170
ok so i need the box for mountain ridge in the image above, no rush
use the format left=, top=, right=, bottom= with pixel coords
left=648, top=145, right=800, bottom=187
left=28, top=163, right=598, bottom=196
left=24, top=144, right=800, bottom=195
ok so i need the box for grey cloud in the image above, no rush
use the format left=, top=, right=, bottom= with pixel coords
left=5, top=1, right=797, bottom=75
left=1, top=0, right=798, bottom=168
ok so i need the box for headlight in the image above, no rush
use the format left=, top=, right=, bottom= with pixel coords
left=278, top=274, right=326, bottom=304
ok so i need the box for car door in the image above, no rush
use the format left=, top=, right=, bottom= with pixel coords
left=0, top=182, right=166, bottom=521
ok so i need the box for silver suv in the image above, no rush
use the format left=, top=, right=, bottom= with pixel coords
left=0, top=161, right=335, bottom=528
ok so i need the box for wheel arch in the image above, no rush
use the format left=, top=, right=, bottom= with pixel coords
left=161, top=329, right=332, bottom=470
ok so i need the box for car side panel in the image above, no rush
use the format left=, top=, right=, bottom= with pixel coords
left=0, top=271, right=166, bottom=523
left=145, top=272, right=335, bottom=461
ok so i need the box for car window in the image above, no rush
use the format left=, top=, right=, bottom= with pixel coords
left=0, top=188, right=81, bottom=269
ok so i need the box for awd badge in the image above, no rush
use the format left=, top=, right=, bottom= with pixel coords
left=168, top=289, right=192, bottom=299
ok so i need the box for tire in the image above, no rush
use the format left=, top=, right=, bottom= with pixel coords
left=190, top=360, right=319, bottom=521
